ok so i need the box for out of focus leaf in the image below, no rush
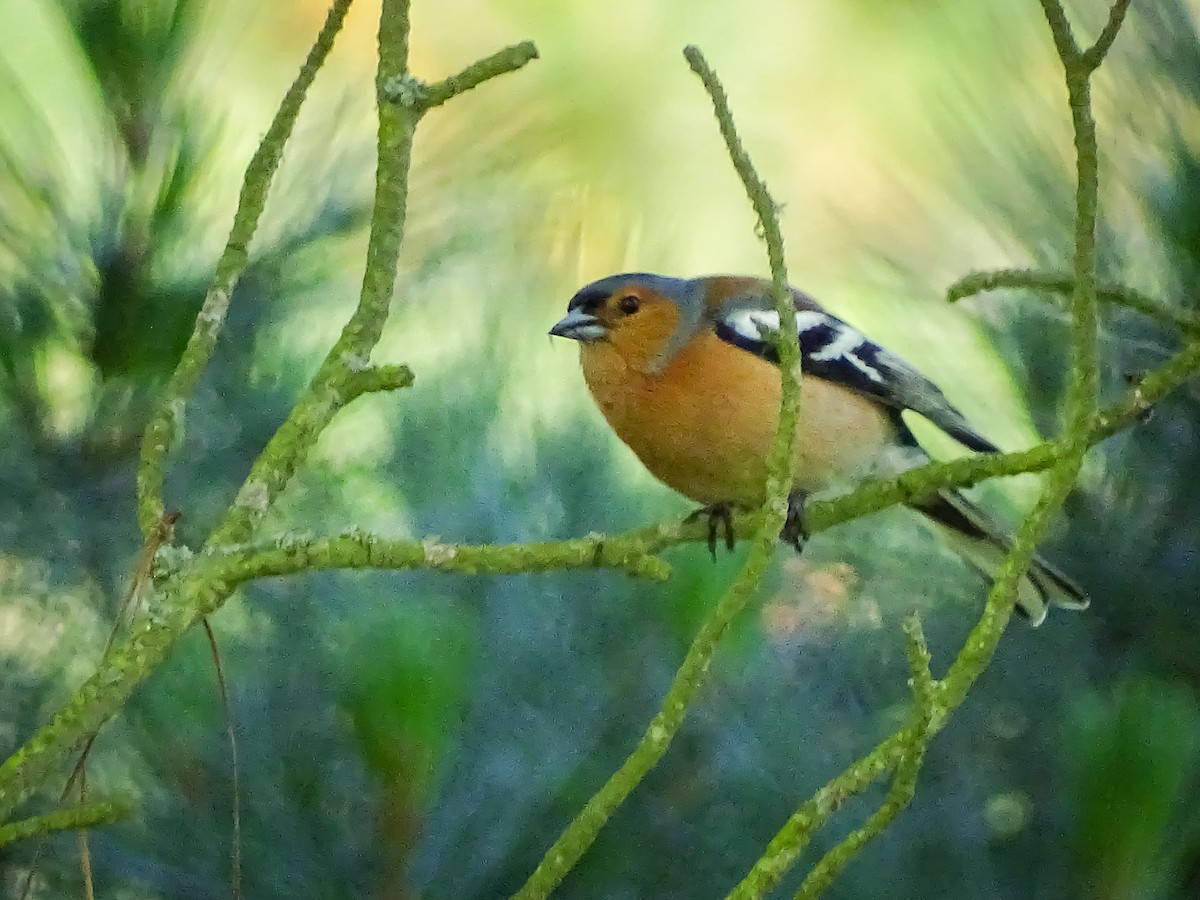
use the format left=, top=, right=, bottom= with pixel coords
left=1066, top=678, right=1200, bottom=900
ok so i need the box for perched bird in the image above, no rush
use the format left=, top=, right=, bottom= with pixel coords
left=549, top=273, right=1088, bottom=625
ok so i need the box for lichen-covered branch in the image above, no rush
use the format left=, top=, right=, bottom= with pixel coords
left=0, top=799, right=132, bottom=849
left=136, top=0, right=357, bottom=537
left=206, top=12, right=537, bottom=550
left=727, top=728, right=911, bottom=899
left=1041, top=5, right=1100, bottom=436
left=946, top=268, right=1200, bottom=337
left=1081, top=0, right=1133, bottom=72
left=934, top=0, right=1127, bottom=690
left=682, top=48, right=803, bottom=504
left=513, top=46, right=804, bottom=900
left=723, top=620, right=932, bottom=900
left=383, top=41, right=539, bottom=111
left=342, top=364, right=416, bottom=402
left=791, top=617, right=936, bottom=900
left=1093, top=338, right=1200, bottom=434
left=3, top=332, right=1193, bottom=829
left=724, top=2, right=1133, bottom=895
left=204, top=0, right=417, bottom=547
left=204, top=531, right=672, bottom=583
left=0, top=0, right=541, bottom=832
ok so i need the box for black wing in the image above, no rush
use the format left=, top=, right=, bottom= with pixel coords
left=713, top=291, right=999, bottom=454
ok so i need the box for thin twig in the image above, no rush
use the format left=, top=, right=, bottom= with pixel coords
left=202, top=619, right=242, bottom=900
left=17, top=511, right=178, bottom=898
left=206, top=5, right=537, bottom=548
left=137, top=0, right=357, bottom=536
left=789, top=617, right=936, bottom=900
left=946, top=268, right=1200, bottom=337
left=77, top=769, right=94, bottom=900
left=514, top=46, right=802, bottom=900
left=383, top=41, right=539, bottom=111
left=105, top=512, right=181, bottom=659
left=1081, top=0, right=1134, bottom=72
left=733, top=614, right=938, bottom=899
left=727, top=1, right=1132, bottom=893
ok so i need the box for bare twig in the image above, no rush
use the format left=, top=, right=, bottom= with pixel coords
left=77, top=769, right=94, bottom=900
left=202, top=619, right=242, bottom=900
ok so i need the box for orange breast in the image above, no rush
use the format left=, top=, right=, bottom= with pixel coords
left=580, top=331, right=894, bottom=506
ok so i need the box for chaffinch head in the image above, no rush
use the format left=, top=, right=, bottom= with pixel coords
left=551, top=273, right=1088, bottom=625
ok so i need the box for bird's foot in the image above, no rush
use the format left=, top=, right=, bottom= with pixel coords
left=684, top=502, right=737, bottom=562
left=780, top=490, right=809, bottom=553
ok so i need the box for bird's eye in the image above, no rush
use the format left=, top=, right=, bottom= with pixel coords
left=618, top=294, right=640, bottom=314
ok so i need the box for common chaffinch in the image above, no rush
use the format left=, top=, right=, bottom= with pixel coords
left=550, top=273, right=1088, bottom=625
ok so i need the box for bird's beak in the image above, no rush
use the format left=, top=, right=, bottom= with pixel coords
left=549, top=308, right=607, bottom=343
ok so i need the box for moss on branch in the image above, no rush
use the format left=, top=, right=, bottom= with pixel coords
left=1, top=5, right=1186, bottom=899
left=791, top=616, right=936, bottom=900
left=514, top=46, right=804, bottom=900
left=383, top=41, right=539, bottom=111
left=0, top=0, right=540, bottom=832
left=947, top=269, right=1200, bottom=337
left=723, top=3, right=1136, bottom=896
left=136, top=0, right=357, bottom=537
left=0, top=798, right=132, bottom=848
left=206, top=531, right=672, bottom=583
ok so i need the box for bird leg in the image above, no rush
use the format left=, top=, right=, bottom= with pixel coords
left=780, top=489, right=809, bottom=553
left=684, top=502, right=737, bottom=562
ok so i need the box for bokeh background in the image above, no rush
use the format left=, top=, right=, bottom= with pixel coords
left=2, top=0, right=1199, bottom=897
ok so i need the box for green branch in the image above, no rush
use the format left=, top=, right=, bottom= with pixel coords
left=3, top=331, right=1193, bottom=827
left=204, top=0, right=417, bottom=547
left=725, top=1, right=1132, bottom=894
left=935, top=0, right=1119, bottom=708
left=682, top=48, right=803, bottom=497
left=203, top=531, right=672, bottom=582
left=0, top=582, right=217, bottom=820
left=513, top=46, right=803, bottom=900
left=947, top=269, right=1200, bottom=337
left=342, top=364, right=416, bottom=403
left=791, top=616, right=936, bottom=900
left=383, top=41, right=539, bottom=112
left=1081, top=0, right=1133, bottom=72
left=728, top=729, right=912, bottom=897
left=0, top=0, right=541, bottom=829
left=0, top=798, right=132, bottom=849
left=207, top=12, right=538, bottom=550
left=136, top=0, right=357, bottom=537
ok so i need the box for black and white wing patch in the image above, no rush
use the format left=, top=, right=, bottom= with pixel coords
left=714, top=301, right=999, bottom=454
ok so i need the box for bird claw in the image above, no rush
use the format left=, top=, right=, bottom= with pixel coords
left=684, top=502, right=737, bottom=561
left=781, top=490, right=809, bottom=553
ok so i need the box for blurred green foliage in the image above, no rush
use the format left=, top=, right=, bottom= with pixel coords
left=1, top=0, right=1198, bottom=898
left=1068, top=678, right=1200, bottom=900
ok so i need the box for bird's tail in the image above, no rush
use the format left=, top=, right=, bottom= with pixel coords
left=911, top=489, right=1089, bottom=626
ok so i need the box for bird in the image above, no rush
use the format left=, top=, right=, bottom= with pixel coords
left=549, top=272, right=1088, bottom=625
